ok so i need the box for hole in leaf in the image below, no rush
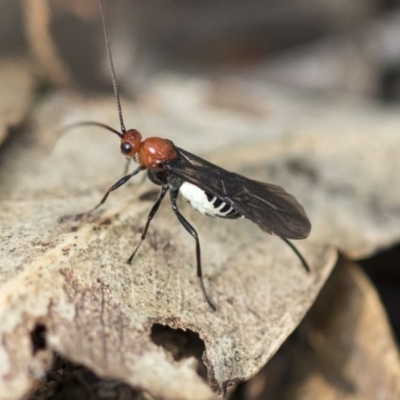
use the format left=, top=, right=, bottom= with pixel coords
left=150, top=323, right=208, bottom=379
left=31, top=323, right=47, bottom=354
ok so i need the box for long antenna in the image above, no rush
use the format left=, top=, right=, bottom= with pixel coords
left=98, top=0, right=126, bottom=134
left=62, top=121, right=123, bottom=138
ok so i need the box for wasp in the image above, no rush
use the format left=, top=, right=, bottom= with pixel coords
left=66, top=0, right=311, bottom=310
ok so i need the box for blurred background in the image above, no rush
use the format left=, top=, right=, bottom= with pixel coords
left=1, top=0, right=400, bottom=101
left=2, top=1, right=400, bottom=399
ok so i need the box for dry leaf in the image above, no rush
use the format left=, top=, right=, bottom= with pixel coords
left=0, top=86, right=335, bottom=399
left=235, top=259, right=400, bottom=400
left=2, top=71, right=399, bottom=399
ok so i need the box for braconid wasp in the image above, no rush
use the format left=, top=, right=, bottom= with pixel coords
left=65, top=0, right=312, bottom=311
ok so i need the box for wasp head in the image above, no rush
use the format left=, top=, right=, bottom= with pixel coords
left=120, top=129, right=142, bottom=158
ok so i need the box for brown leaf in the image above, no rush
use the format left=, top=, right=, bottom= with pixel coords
left=0, top=89, right=335, bottom=399
left=235, top=259, right=400, bottom=400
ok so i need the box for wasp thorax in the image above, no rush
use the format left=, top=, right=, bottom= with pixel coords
left=138, top=137, right=177, bottom=169
left=120, top=129, right=142, bottom=157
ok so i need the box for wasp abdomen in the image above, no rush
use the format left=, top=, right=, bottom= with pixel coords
left=180, top=182, right=241, bottom=219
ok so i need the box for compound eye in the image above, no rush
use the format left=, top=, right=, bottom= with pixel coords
left=121, top=142, right=133, bottom=155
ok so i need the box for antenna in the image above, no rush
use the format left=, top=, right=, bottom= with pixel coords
left=98, top=0, right=126, bottom=134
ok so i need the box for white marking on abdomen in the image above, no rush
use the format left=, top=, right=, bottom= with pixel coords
left=179, top=182, right=239, bottom=218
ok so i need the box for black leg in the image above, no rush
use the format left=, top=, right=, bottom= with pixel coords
left=169, top=189, right=216, bottom=311
left=70, top=166, right=144, bottom=221
left=280, top=237, right=310, bottom=273
left=127, top=185, right=169, bottom=264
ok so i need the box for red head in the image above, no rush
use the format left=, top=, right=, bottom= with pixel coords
left=120, top=129, right=142, bottom=157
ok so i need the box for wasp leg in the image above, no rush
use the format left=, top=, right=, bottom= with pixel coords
left=61, top=166, right=144, bottom=222
left=169, top=189, right=216, bottom=311
left=280, top=237, right=310, bottom=273
left=127, top=185, right=169, bottom=264
left=123, top=158, right=131, bottom=175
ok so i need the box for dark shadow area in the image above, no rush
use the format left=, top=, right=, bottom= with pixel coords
left=27, top=354, right=143, bottom=400
left=0, top=121, right=32, bottom=172
left=138, top=188, right=160, bottom=202
left=359, top=242, right=400, bottom=342
left=378, top=0, right=400, bottom=11
left=150, top=323, right=208, bottom=380
left=31, top=323, right=47, bottom=355
left=379, top=65, right=400, bottom=103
